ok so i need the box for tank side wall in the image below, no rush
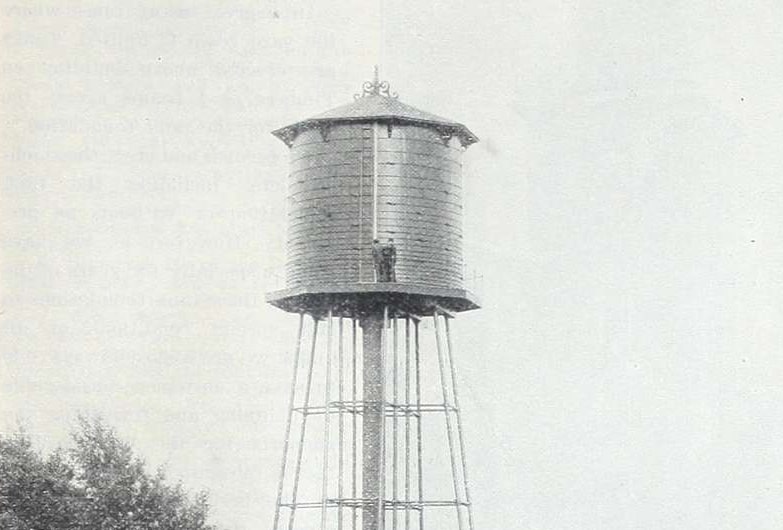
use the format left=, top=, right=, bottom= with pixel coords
left=376, top=124, right=464, bottom=289
left=284, top=122, right=464, bottom=290
left=286, top=125, right=372, bottom=286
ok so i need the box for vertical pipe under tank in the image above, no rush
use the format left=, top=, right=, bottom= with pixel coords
left=361, top=309, right=387, bottom=530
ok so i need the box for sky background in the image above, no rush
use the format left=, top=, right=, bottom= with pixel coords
left=2, top=1, right=783, bottom=529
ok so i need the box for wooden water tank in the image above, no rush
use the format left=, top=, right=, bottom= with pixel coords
left=267, top=75, right=479, bottom=317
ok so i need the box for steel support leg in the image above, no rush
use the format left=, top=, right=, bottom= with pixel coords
left=444, top=317, right=475, bottom=530
left=320, top=310, right=334, bottom=530
left=288, top=317, right=320, bottom=530
left=273, top=313, right=305, bottom=530
left=351, top=318, right=359, bottom=530
left=392, top=316, right=399, bottom=530
left=338, top=317, right=346, bottom=530
left=433, top=313, right=465, bottom=530
left=414, top=321, right=424, bottom=530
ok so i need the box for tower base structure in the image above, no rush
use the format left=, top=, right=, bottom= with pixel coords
left=271, top=300, right=475, bottom=530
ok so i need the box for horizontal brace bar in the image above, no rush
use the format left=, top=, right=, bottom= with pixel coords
left=292, top=401, right=457, bottom=417
left=279, top=499, right=470, bottom=510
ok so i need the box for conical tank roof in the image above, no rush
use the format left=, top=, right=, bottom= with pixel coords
left=272, top=70, right=478, bottom=147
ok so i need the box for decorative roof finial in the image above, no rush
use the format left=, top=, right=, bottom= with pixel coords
left=354, top=65, right=398, bottom=99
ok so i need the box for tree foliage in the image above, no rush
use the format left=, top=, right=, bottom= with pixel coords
left=0, top=417, right=217, bottom=529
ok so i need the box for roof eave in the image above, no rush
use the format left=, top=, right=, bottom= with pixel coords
left=272, top=115, right=478, bottom=148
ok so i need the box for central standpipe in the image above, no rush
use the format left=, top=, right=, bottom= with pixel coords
left=362, top=309, right=387, bottom=530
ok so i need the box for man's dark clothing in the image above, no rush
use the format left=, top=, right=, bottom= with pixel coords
left=372, top=241, right=397, bottom=282
left=372, top=241, right=384, bottom=281
left=381, top=243, right=396, bottom=282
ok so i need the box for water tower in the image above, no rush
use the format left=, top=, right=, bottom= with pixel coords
left=267, top=69, right=480, bottom=530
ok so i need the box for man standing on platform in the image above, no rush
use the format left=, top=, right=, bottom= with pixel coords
left=372, top=238, right=385, bottom=282
left=382, top=238, right=397, bottom=282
